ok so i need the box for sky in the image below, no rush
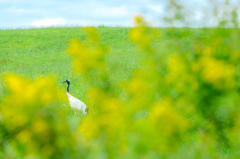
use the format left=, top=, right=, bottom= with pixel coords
left=0, top=0, right=239, bottom=29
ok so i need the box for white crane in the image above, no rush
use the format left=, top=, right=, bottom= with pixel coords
left=62, top=79, right=88, bottom=115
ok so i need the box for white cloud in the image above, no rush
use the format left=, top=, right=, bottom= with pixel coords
left=148, top=5, right=162, bottom=13
left=195, top=11, right=202, bottom=20
left=93, top=7, right=128, bottom=17
left=31, top=18, right=67, bottom=27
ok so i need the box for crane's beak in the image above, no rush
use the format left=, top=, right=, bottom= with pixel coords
left=62, top=80, right=67, bottom=83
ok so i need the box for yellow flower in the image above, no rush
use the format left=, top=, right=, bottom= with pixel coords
left=129, top=16, right=160, bottom=54
left=12, top=114, right=28, bottom=127
left=199, top=56, right=236, bottom=89
left=149, top=98, right=189, bottom=134
left=86, top=87, right=107, bottom=108
left=32, top=119, right=49, bottom=134
left=78, top=116, right=100, bottom=139
left=67, top=28, right=106, bottom=74
left=3, top=73, right=27, bottom=94
left=40, top=91, right=53, bottom=104
left=204, top=46, right=213, bottom=56
left=84, top=27, right=99, bottom=43
left=135, top=15, right=143, bottom=24
left=16, top=130, right=32, bottom=143
left=165, top=54, right=198, bottom=91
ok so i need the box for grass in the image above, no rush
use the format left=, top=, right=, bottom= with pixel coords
left=0, top=27, right=217, bottom=122
left=0, top=27, right=137, bottom=99
left=0, top=27, right=215, bottom=97
left=0, top=27, right=205, bottom=113
left=1, top=26, right=234, bottom=158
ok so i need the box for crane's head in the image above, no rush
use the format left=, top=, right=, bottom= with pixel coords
left=62, top=79, right=70, bottom=84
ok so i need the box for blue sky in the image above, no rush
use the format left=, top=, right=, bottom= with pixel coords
left=0, top=0, right=239, bottom=29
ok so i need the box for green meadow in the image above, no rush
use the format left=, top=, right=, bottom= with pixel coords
left=1, top=27, right=240, bottom=158
left=0, top=27, right=213, bottom=100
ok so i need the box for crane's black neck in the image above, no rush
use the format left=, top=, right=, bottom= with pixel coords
left=67, top=81, right=70, bottom=93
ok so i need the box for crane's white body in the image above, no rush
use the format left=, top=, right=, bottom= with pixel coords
left=63, top=79, right=88, bottom=115
left=67, top=92, right=87, bottom=115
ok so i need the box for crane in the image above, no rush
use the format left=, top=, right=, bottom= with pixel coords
left=62, top=79, right=88, bottom=115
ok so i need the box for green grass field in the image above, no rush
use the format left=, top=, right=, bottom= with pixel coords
left=1, top=27, right=240, bottom=158
left=0, top=27, right=213, bottom=101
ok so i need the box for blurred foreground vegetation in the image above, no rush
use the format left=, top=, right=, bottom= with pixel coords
left=1, top=16, right=240, bottom=158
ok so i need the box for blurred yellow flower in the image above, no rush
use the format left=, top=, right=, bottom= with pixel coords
left=149, top=98, right=189, bottom=134
left=3, top=73, right=26, bottom=93
left=204, top=46, right=213, bottom=56
left=0, top=73, right=76, bottom=158
left=67, top=27, right=106, bottom=74
left=135, top=15, right=143, bottom=25
left=129, top=16, right=160, bottom=54
left=84, top=27, right=100, bottom=43
left=32, top=119, right=49, bottom=134
left=199, top=56, right=235, bottom=89
left=16, top=130, right=32, bottom=144
left=165, top=54, right=199, bottom=91
left=78, top=116, right=100, bottom=139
